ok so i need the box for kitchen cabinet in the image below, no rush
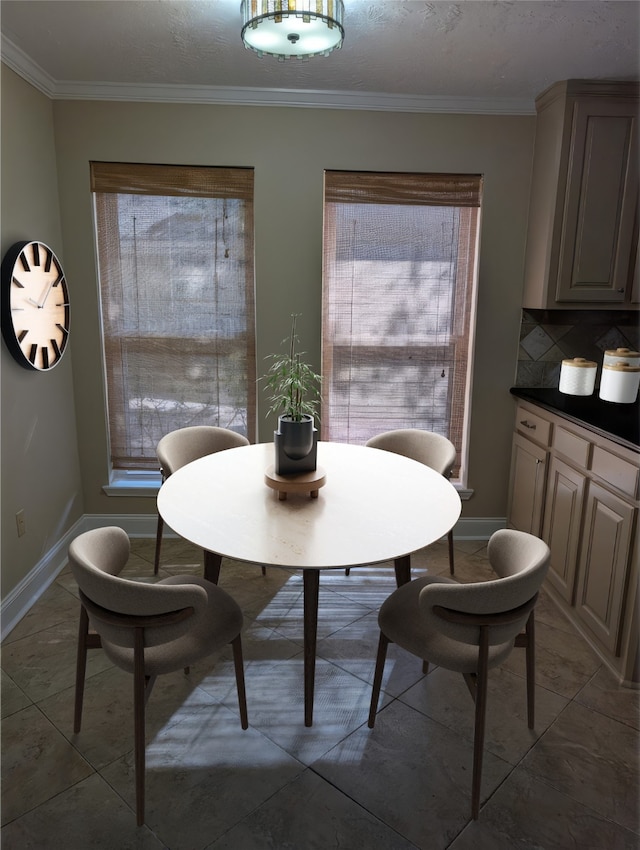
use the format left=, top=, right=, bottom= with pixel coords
left=506, top=406, right=550, bottom=535
left=543, top=456, right=585, bottom=604
left=575, top=482, right=635, bottom=655
left=523, top=80, right=639, bottom=309
left=507, top=399, right=639, bottom=684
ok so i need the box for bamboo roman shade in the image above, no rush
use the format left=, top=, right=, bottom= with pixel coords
left=92, top=162, right=256, bottom=470
left=91, top=162, right=254, bottom=200
left=322, top=170, right=482, bottom=478
left=324, top=171, right=482, bottom=207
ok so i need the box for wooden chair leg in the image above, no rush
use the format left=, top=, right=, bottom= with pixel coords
left=261, top=566, right=266, bottom=576
left=471, top=627, right=489, bottom=820
left=368, top=632, right=390, bottom=728
left=153, top=513, right=163, bottom=575
left=345, top=568, right=350, bottom=576
left=74, top=606, right=89, bottom=733
left=74, top=606, right=101, bottom=734
left=231, top=634, right=249, bottom=730
left=525, top=611, right=535, bottom=729
left=447, top=529, right=455, bottom=575
left=133, top=629, right=146, bottom=827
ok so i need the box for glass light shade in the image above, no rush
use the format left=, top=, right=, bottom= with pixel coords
left=241, top=0, right=345, bottom=60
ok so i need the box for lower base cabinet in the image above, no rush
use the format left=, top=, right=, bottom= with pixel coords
left=543, top=457, right=586, bottom=604
left=507, top=400, right=639, bottom=685
left=508, top=433, right=547, bottom=535
left=575, top=483, right=635, bottom=656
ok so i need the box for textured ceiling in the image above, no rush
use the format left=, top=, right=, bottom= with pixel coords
left=1, top=1, right=639, bottom=111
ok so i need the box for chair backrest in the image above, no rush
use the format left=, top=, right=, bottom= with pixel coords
left=366, top=429, right=456, bottom=477
left=69, top=526, right=208, bottom=649
left=156, top=426, right=250, bottom=478
left=419, top=529, right=550, bottom=647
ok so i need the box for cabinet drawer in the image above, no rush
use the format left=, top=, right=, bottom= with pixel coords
left=553, top=426, right=590, bottom=467
left=591, top=446, right=640, bottom=498
left=515, top=406, right=551, bottom=446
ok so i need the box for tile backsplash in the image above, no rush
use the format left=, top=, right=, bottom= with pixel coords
left=516, top=309, right=640, bottom=388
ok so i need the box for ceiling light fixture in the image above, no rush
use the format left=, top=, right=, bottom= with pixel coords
left=241, top=1, right=345, bottom=61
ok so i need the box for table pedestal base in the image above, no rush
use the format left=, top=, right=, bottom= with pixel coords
left=265, top=466, right=326, bottom=500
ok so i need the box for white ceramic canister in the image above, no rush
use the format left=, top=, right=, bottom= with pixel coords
left=599, top=362, right=640, bottom=403
left=603, top=347, right=640, bottom=368
left=559, top=357, right=597, bottom=396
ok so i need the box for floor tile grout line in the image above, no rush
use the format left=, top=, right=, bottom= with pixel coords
left=306, top=760, right=425, bottom=849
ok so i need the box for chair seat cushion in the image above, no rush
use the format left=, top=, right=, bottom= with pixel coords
left=379, top=575, right=514, bottom=673
left=100, top=576, right=243, bottom=676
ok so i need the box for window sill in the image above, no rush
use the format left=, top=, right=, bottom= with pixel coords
left=103, top=470, right=473, bottom=500
left=102, top=470, right=161, bottom=497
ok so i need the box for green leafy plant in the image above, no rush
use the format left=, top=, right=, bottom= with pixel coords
left=263, top=314, right=321, bottom=422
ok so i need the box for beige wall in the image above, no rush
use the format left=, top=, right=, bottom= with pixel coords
left=2, top=70, right=536, bottom=598
left=1, top=67, right=84, bottom=597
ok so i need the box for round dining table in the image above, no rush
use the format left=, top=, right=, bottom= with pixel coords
left=157, top=441, right=461, bottom=725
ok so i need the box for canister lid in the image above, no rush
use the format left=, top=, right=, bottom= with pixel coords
left=561, top=357, right=597, bottom=368
left=604, top=347, right=640, bottom=358
left=603, top=361, right=640, bottom=372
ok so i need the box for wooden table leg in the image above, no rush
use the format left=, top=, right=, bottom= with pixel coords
left=303, top=569, right=320, bottom=727
left=394, top=554, right=411, bottom=587
left=204, top=550, right=222, bottom=584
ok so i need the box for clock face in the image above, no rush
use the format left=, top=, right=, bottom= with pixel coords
left=1, top=240, right=70, bottom=371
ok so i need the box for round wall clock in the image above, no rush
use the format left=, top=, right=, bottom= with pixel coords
left=1, top=240, right=70, bottom=371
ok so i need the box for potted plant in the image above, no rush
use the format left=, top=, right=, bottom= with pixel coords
left=263, top=314, right=321, bottom=472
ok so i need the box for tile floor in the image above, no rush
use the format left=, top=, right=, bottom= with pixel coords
left=1, top=536, right=638, bottom=849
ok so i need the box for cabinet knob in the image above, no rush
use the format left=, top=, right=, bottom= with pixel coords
left=520, top=420, right=536, bottom=430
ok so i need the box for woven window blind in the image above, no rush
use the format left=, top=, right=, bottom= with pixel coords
left=322, top=171, right=482, bottom=478
left=92, top=162, right=256, bottom=469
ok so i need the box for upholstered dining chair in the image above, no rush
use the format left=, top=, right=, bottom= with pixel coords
left=367, top=528, right=550, bottom=820
left=70, top=526, right=248, bottom=826
left=345, top=428, right=457, bottom=577
left=154, top=426, right=250, bottom=574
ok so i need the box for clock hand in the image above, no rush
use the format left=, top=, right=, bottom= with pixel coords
left=38, top=272, right=64, bottom=308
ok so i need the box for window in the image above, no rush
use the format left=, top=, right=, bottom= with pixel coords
left=92, top=162, right=255, bottom=470
left=322, top=170, right=482, bottom=480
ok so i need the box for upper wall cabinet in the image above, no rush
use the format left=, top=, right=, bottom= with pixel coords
left=523, top=80, right=639, bottom=309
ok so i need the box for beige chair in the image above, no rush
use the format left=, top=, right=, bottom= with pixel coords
left=70, top=526, right=248, bottom=826
left=346, top=429, right=457, bottom=577
left=368, top=528, right=550, bottom=820
left=154, top=426, right=250, bottom=574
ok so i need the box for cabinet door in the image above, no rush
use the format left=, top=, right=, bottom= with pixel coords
left=543, top=457, right=586, bottom=603
left=507, top=433, right=547, bottom=535
left=556, top=98, right=638, bottom=302
left=574, top=482, right=635, bottom=655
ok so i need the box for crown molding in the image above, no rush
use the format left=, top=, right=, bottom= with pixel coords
left=1, top=34, right=57, bottom=95
left=52, top=80, right=535, bottom=115
left=1, top=34, right=534, bottom=115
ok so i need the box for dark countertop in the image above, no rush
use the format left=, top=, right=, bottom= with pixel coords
left=510, top=387, right=639, bottom=450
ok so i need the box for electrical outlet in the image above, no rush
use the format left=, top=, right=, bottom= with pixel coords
left=16, top=509, right=26, bottom=537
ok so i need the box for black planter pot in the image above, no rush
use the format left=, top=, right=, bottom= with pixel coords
left=277, top=414, right=314, bottom=459
left=274, top=414, right=318, bottom=475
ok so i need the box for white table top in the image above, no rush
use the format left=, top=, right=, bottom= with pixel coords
left=157, top=441, right=461, bottom=571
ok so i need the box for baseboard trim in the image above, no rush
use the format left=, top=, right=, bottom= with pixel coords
left=454, top=517, right=505, bottom=540
left=1, top=516, right=85, bottom=641
left=1, top=514, right=505, bottom=640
